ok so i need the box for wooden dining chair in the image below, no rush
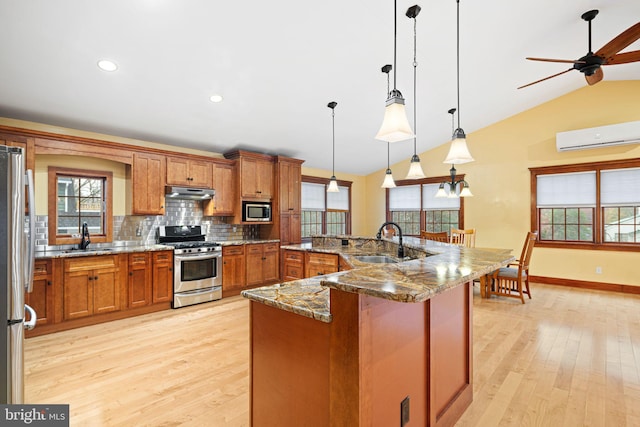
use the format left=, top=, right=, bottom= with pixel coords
left=420, top=231, right=448, bottom=242
left=490, top=231, right=538, bottom=304
left=449, top=228, right=476, bottom=248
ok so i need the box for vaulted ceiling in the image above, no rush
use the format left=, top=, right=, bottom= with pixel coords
left=1, top=1, right=639, bottom=175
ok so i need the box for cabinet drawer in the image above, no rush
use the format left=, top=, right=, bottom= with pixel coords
left=307, top=253, right=338, bottom=267
left=223, top=245, right=244, bottom=256
left=264, top=243, right=279, bottom=253
left=284, top=264, right=304, bottom=281
left=247, top=244, right=263, bottom=255
left=153, top=251, right=172, bottom=263
left=284, top=250, right=303, bottom=263
left=64, top=255, right=118, bottom=272
left=34, top=260, right=50, bottom=276
left=129, top=253, right=148, bottom=265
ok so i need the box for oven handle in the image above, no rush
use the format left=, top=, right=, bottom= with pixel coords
left=175, top=252, right=221, bottom=262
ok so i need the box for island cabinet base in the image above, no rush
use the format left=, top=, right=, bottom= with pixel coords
left=249, top=282, right=472, bottom=426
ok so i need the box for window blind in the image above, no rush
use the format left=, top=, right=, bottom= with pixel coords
left=601, top=168, right=640, bottom=206
left=537, top=171, right=596, bottom=207
left=301, top=182, right=326, bottom=210
left=327, top=186, right=349, bottom=210
left=389, top=185, right=420, bottom=210
left=422, top=183, right=460, bottom=209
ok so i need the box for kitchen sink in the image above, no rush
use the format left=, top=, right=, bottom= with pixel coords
left=353, top=255, right=399, bottom=264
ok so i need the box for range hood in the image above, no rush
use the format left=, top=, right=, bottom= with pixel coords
left=165, top=186, right=215, bottom=200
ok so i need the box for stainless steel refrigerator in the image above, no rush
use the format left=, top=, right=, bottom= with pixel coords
left=1, top=145, right=36, bottom=404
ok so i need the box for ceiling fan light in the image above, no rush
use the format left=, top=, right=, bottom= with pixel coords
left=375, top=92, right=415, bottom=143
left=443, top=130, right=474, bottom=164
left=406, top=154, right=426, bottom=179
left=381, top=169, right=397, bottom=188
left=327, top=176, right=340, bottom=193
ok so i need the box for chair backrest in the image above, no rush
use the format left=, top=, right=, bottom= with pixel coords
left=420, top=231, right=448, bottom=242
left=450, top=228, right=476, bottom=248
left=518, top=231, right=538, bottom=271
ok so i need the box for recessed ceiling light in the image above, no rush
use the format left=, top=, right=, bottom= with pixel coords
left=97, top=59, right=118, bottom=72
left=209, top=94, right=224, bottom=103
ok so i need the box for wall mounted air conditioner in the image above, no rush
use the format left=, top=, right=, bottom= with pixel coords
left=556, top=121, right=640, bottom=152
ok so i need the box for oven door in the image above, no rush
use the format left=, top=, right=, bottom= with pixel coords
left=174, top=252, right=221, bottom=293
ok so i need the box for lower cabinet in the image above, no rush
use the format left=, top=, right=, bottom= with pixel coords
left=246, top=243, right=279, bottom=287
left=222, top=245, right=246, bottom=296
left=282, top=249, right=304, bottom=282
left=304, top=252, right=339, bottom=278
left=26, top=259, right=54, bottom=327
left=63, top=255, right=121, bottom=320
left=128, top=253, right=151, bottom=308
left=152, top=250, right=173, bottom=303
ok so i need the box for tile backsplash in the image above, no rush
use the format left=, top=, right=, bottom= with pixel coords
left=36, top=199, right=259, bottom=248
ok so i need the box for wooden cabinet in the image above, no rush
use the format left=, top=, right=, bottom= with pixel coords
left=152, top=250, right=173, bottom=304
left=222, top=245, right=246, bottom=296
left=0, top=132, right=35, bottom=172
left=166, top=156, right=212, bottom=188
left=275, top=157, right=304, bottom=245
left=282, top=249, right=304, bottom=282
left=26, top=260, right=55, bottom=327
left=132, top=152, right=165, bottom=215
left=225, top=150, right=274, bottom=201
left=204, top=162, right=236, bottom=216
left=305, top=252, right=339, bottom=278
left=63, top=255, right=121, bottom=320
left=246, top=243, right=279, bottom=287
left=128, top=253, right=151, bottom=308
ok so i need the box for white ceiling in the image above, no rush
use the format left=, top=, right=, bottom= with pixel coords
left=1, top=1, right=639, bottom=175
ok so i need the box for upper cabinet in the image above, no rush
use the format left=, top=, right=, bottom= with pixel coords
left=278, top=158, right=302, bottom=213
left=204, top=161, right=236, bottom=216
left=225, top=150, right=274, bottom=200
left=0, top=131, right=35, bottom=171
left=132, top=152, right=165, bottom=215
left=166, top=156, right=212, bottom=188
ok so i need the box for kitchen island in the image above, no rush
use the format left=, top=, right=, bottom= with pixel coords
left=242, top=235, right=513, bottom=427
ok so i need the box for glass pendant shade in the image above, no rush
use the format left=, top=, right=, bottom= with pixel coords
left=327, top=176, right=340, bottom=193
left=459, top=183, right=473, bottom=197
left=406, top=154, right=426, bottom=179
left=435, top=184, right=448, bottom=198
left=381, top=169, right=396, bottom=188
left=375, top=91, right=415, bottom=143
left=443, top=129, right=474, bottom=164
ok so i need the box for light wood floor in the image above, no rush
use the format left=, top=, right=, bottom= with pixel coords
left=25, top=284, right=640, bottom=426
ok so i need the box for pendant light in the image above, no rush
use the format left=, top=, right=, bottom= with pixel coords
left=375, top=0, right=415, bottom=143
left=443, top=0, right=474, bottom=164
left=405, top=4, right=426, bottom=179
left=437, top=108, right=473, bottom=197
left=327, top=101, right=340, bottom=193
left=380, top=65, right=396, bottom=189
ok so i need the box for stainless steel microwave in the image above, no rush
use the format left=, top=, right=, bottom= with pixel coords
left=242, top=201, right=272, bottom=222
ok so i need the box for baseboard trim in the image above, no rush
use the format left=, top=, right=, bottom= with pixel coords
left=529, top=275, right=640, bottom=295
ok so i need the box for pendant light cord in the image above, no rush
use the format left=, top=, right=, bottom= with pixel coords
left=456, top=0, right=461, bottom=129
left=332, top=108, right=335, bottom=176
left=412, top=13, right=418, bottom=154
left=393, top=0, right=397, bottom=91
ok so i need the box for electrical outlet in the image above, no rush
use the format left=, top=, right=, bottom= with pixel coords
left=401, top=396, right=410, bottom=426
left=341, top=239, right=349, bottom=246
left=596, top=266, right=602, bottom=274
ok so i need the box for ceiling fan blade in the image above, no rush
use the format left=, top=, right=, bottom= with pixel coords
left=526, top=57, right=585, bottom=64
left=595, top=22, right=640, bottom=60
left=605, top=50, right=640, bottom=65
left=517, top=68, right=573, bottom=89
left=585, top=67, right=603, bottom=85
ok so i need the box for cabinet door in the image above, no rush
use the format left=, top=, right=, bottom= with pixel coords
left=206, top=163, right=235, bottom=216
left=132, top=153, right=165, bottom=215
left=63, top=270, right=93, bottom=320
left=93, top=267, right=120, bottom=315
left=257, top=160, right=274, bottom=199
left=245, top=244, right=264, bottom=286
left=187, top=159, right=212, bottom=188
left=26, top=260, right=53, bottom=326
left=128, top=253, right=151, bottom=308
left=152, top=251, right=173, bottom=303
left=223, top=256, right=246, bottom=292
left=280, top=214, right=291, bottom=246
left=240, top=158, right=259, bottom=198
left=280, top=161, right=301, bottom=213
left=166, top=156, right=190, bottom=186
left=262, top=243, right=280, bottom=283
left=289, top=213, right=301, bottom=245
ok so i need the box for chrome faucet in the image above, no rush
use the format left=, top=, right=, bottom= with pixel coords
left=79, top=222, right=91, bottom=250
left=375, top=221, right=404, bottom=259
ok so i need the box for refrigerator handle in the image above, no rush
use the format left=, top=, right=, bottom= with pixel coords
left=24, top=304, right=37, bottom=330
left=25, top=169, right=36, bottom=293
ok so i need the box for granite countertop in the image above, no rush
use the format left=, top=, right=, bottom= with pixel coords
left=243, top=235, right=514, bottom=323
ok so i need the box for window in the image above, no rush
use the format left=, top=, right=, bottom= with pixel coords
left=301, top=176, right=352, bottom=240
left=386, top=177, right=464, bottom=237
left=48, top=167, right=113, bottom=245
left=530, top=159, right=640, bottom=251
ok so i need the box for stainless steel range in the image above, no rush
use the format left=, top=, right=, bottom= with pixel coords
left=157, top=225, right=222, bottom=308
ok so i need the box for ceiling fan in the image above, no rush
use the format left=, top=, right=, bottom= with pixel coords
left=519, top=10, right=640, bottom=89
